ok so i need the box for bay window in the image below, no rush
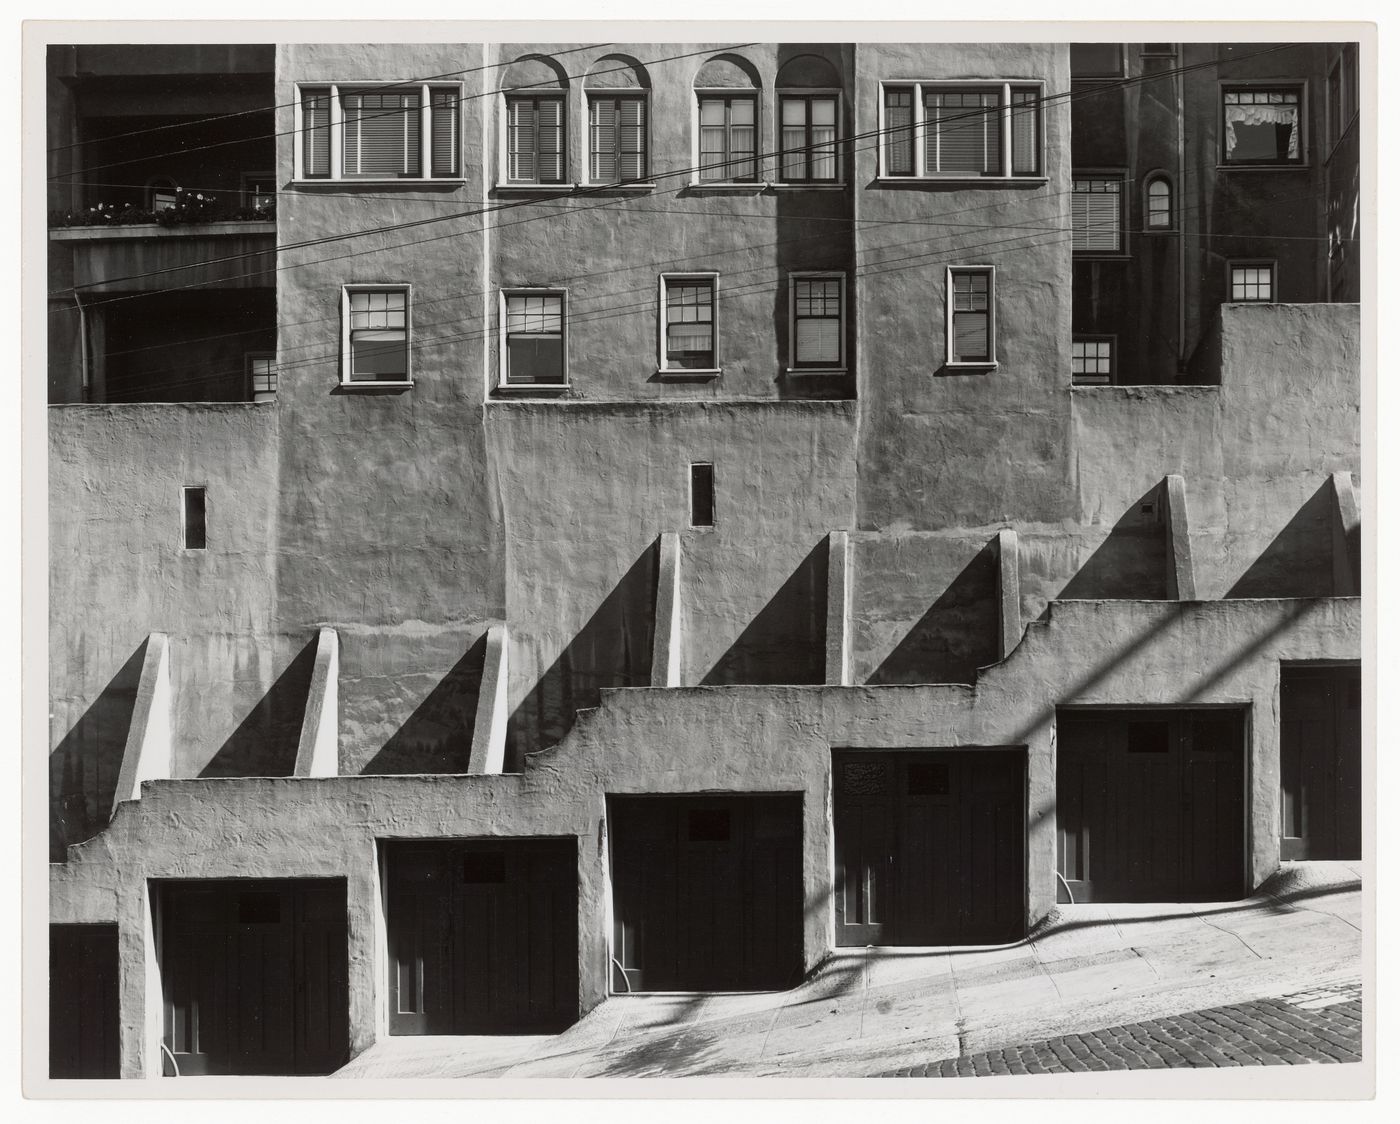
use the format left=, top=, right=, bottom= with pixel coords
left=880, top=82, right=1042, bottom=180
left=297, top=85, right=460, bottom=181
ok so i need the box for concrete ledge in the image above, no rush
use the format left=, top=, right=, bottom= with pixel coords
left=825, top=531, right=852, bottom=686
left=651, top=533, right=681, bottom=688
left=468, top=625, right=509, bottom=775
left=1164, top=475, right=1197, bottom=601
left=112, top=633, right=170, bottom=812
left=1330, top=471, right=1360, bottom=596
left=996, top=529, right=1021, bottom=660
left=293, top=628, right=340, bottom=778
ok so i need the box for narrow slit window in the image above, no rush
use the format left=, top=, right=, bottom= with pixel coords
left=182, top=487, right=206, bottom=550
left=690, top=463, right=715, bottom=527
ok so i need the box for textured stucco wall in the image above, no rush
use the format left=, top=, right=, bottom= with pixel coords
left=51, top=595, right=1359, bottom=1076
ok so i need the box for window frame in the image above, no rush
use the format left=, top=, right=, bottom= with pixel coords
left=294, top=83, right=464, bottom=184
left=689, top=462, right=716, bottom=529
left=1219, top=81, right=1307, bottom=169
left=787, top=271, right=847, bottom=373
left=1226, top=260, right=1278, bottom=304
left=877, top=80, right=1045, bottom=183
left=693, top=90, right=761, bottom=186
left=774, top=90, right=843, bottom=186
left=1143, top=173, right=1174, bottom=232
left=1072, top=171, right=1128, bottom=257
left=1071, top=335, right=1116, bottom=386
left=1326, top=45, right=1359, bottom=157
left=340, top=283, right=413, bottom=389
left=944, top=265, right=997, bottom=370
left=503, top=91, right=569, bottom=187
left=181, top=485, right=207, bottom=552
left=658, top=272, right=721, bottom=377
left=245, top=351, right=277, bottom=400
left=584, top=89, right=650, bottom=186
left=497, top=288, right=569, bottom=392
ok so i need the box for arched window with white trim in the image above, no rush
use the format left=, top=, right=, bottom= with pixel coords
left=1145, top=175, right=1173, bottom=230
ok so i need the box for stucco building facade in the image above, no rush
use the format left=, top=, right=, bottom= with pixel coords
left=45, top=39, right=1362, bottom=1079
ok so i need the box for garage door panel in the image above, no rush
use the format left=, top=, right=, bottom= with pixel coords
left=609, top=796, right=802, bottom=992
left=835, top=750, right=1025, bottom=947
left=387, top=840, right=578, bottom=1035
left=1057, top=711, right=1246, bottom=903
left=1280, top=667, right=1360, bottom=860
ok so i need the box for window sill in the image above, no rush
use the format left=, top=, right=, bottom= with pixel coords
left=943, top=361, right=998, bottom=372
left=579, top=182, right=658, bottom=193
left=655, top=368, right=721, bottom=380
left=493, top=183, right=579, bottom=194
left=1074, top=253, right=1131, bottom=261
left=1216, top=163, right=1310, bottom=172
left=768, top=182, right=846, bottom=191
left=493, top=382, right=570, bottom=394
left=292, top=179, right=466, bottom=189
left=785, top=367, right=847, bottom=375
left=685, top=182, right=766, bottom=194
left=875, top=176, right=1048, bottom=188
left=334, top=380, right=414, bottom=394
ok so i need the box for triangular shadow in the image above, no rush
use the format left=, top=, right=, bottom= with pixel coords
left=507, top=540, right=659, bottom=771
left=1224, top=478, right=1336, bottom=598
left=1058, top=485, right=1170, bottom=600
left=49, top=640, right=148, bottom=861
left=200, top=637, right=319, bottom=778
left=702, top=539, right=828, bottom=686
left=361, top=635, right=488, bottom=775
left=867, top=538, right=998, bottom=685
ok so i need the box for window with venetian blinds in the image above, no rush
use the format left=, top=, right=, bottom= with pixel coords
left=882, top=83, right=1040, bottom=178
left=508, top=95, right=565, bottom=184
left=300, top=86, right=459, bottom=179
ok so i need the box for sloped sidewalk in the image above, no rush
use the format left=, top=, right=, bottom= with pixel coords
left=334, top=861, right=1363, bottom=1079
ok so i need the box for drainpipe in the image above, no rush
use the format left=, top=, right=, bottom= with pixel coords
left=71, top=287, right=90, bottom=403
left=1175, top=46, right=1188, bottom=377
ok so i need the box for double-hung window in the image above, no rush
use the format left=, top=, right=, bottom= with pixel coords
left=501, top=291, right=567, bottom=387
left=789, top=273, right=845, bottom=371
left=1228, top=262, right=1276, bottom=303
left=507, top=95, right=566, bottom=184
left=778, top=94, right=838, bottom=182
left=1071, top=337, right=1114, bottom=385
left=342, top=286, right=410, bottom=385
left=588, top=94, right=647, bottom=183
left=298, top=85, right=460, bottom=181
left=1221, top=86, right=1303, bottom=166
left=660, top=275, right=718, bottom=372
left=880, top=82, right=1042, bottom=179
left=1072, top=176, right=1125, bottom=253
left=698, top=96, right=757, bottom=183
left=946, top=267, right=995, bottom=367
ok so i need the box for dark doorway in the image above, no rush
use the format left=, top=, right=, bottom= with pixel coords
left=1057, top=710, right=1247, bottom=902
left=834, top=750, right=1025, bottom=946
left=1280, top=665, right=1361, bottom=860
left=609, top=795, right=803, bottom=992
left=158, top=879, right=348, bottom=1076
left=384, top=839, right=578, bottom=1034
left=50, top=923, right=120, bottom=1078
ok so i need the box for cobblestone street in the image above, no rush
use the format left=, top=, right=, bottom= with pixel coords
left=882, top=979, right=1362, bottom=1077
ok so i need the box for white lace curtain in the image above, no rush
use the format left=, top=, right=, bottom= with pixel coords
left=1224, top=104, right=1299, bottom=157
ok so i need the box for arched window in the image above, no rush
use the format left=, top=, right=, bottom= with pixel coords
left=585, top=54, right=650, bottom=184
left=694, top=55, right=761, bottom=184
left=502, top=55, right=568, bottom=185
left=775, top=53, right=842, bottom=184
left=1146, top=175, right=1173, bottom=230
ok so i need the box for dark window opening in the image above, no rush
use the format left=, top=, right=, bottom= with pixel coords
left=462, top=852, right=507, bottom=883
left=237, top=891, right=281, bottom=924
left=907, top=762, right=951, bottom=796
left=1127, top=721, right=1171, bottom=754
left=690, top=462, right=715, bottom=527
left=182, top=487, right=206, bottom=550
left=687, top=808, right=731, bottom=842
left=1071, top=44, right=1125, bottom=78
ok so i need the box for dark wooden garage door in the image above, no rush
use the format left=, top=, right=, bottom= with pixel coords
left=1281, top=665, right=1361, bottom=860
left=1057, top=710, right=1246, bottom=903
left=385, top=839, right=578, bottom=1034
left=834, top=750, right=1025, bottom=946
left=160, top=879, right=348, bottom=1076
left=50, top=923, right=120, bottom=1078
left=609, top=795, right=803, bottom=992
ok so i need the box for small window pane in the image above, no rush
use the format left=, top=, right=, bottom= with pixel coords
left=1147, top=178, right=1172, bottom=228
